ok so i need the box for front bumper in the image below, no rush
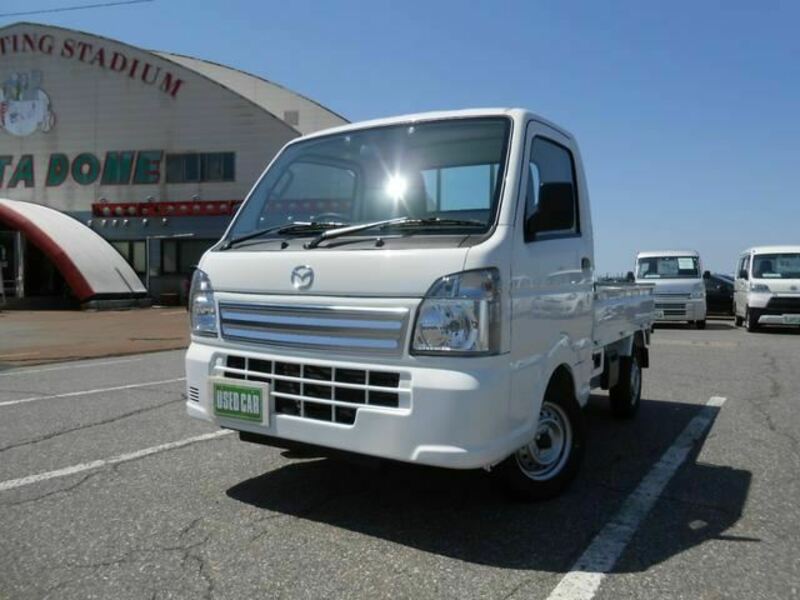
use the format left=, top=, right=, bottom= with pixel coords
left=653, top=298, right=706, bottom=323
left=750, top=293, right=800, bottom=326
left=185, top=342, right=519, bottom=469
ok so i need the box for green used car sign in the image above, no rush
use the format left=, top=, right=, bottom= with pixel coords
left=212, top=382, right=263, bottom=422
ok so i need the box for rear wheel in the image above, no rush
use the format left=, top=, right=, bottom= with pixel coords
left=609, top=351, right=642, bottom=418
left=494, top=375, right=585, bottom=501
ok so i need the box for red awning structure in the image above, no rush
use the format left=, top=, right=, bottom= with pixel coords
left=0, top=199, right=146, bottom=302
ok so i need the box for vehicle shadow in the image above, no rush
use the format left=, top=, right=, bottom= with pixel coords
left=749, top=326, right=800, bottom=335
left=226, top=396, right=751, bottom=573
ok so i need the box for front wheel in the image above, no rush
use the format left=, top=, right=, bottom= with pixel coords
left=695, top=319, right=706, bottom=330
left=734, top=306, right=744, bottom=327
left=745, top=307, right=760, bottom=332
left=493, top=376, right=585, bottom=501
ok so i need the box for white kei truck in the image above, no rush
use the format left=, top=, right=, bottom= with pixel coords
left=186, top=109, right=655, bottom=500
left=734, top=245, right=800, bottom=332
left=633, top=250, right=709, bottom=329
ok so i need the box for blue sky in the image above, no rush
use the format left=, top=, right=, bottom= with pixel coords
left=3, top=0, right=798, bottom=273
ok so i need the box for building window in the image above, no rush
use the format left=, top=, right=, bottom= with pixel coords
left=111, top=240, right=146, bottom=275
left=165, top=153, right=235, bottom=183
left=162, top=239, right=215, bottom=275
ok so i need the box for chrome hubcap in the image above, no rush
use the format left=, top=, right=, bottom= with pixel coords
left=515, top=402, right=572, bottom=481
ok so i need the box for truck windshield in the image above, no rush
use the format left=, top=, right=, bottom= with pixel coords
left=637, top=256, right=699, bottom=279
left=226, top=118, right=511, bottom=243
left=752, top=253, right=800, bottom=279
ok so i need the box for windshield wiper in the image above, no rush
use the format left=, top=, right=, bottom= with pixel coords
left=222, top=221, right=344, bottom=250
left=305, top=217, right=486, bottom=249
left=305, top=217, right=410, bottom=249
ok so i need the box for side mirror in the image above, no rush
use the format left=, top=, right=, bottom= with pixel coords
left=738, top=269, right=749, bottom=280
left=703, top=270, right=711, bottom=279
left=626, top=271, right=635, bottom=282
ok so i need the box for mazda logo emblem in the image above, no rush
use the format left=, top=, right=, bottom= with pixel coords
left=291, top=265, right=314, bottom=290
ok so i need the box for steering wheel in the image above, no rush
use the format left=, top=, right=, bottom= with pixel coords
left=312, top=212, right=349, bottom=223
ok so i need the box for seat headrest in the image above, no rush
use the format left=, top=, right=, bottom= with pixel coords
left=533, top=182, right=574, bottom=232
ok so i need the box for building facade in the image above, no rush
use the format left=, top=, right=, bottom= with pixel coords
left=0, top=22, right=346, bottom=305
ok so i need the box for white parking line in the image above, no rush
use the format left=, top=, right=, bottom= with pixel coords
left=0, top=378, right=186, bottom=408
left=545, top=396, right=727, bottom=600
left=0, top=430, right=233, bottom=492
left=0, top=356, right=149, bottom=377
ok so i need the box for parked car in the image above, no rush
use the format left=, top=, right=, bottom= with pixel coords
left=734, top=245, right=800, bottom=331
left=705, top=273, right=734, bottom=315
left=632, top=250, right=709, bottom=329
left=185, top=108, right=656, bottom=501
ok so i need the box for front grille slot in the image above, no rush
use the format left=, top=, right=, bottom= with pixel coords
left=304, top=401, right=333, bottom=421
left=188, top=386, right=200, bottom=402
left=335, top=387, right=365, bottom=403
left=767, top=297, right=800, bottom=312
left=218, top=354, right=408, bottom=425
left=655, top=302, right=687, bottom=316
left=219, top=303, right=409, bottom=356
left=369, top=391, right=399, bottom=407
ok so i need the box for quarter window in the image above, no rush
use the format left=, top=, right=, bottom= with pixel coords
left=525, top=137, right=578, bottom=241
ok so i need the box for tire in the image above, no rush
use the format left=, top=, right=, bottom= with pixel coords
left=695, top=319, right=706, bottom=330
left=745, top=307, right=760, bottom=332
left=734, top=310, right=743, bottom=327
left=494, top=374, right=586, bottom=501
left=609, top=351, right=642, bottom=419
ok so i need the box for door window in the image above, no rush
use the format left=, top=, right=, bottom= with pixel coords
left=525, top=137, right=578, bottom=241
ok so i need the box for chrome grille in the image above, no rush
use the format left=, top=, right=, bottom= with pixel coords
left=219, top=303, right=409, bottom=355
left=218, top=354, right=409, bottom=425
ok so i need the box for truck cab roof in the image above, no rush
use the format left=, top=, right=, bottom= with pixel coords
left=296, top=108, right=575, bottom=143
left=636, top=250, right=700, bottom=259
left=742, top=245, right=800, bottom=255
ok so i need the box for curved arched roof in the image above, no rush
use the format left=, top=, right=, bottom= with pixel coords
left=157, top=52, right=348, bottom=135
left=0, top=199, right=146, bottom=301
left=0, top=22, right=347, bottom=135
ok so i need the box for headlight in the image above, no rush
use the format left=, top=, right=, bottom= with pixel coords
left=189, top=269, right=218, bottom=337
left=412, top=268, right=501, bottom=355
left=690, top=284, right=705, bottom=299
left=750, top=283, right=770, bottom=293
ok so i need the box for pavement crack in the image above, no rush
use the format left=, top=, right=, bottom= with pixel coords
left=746, top=351, right=800, bottom=453
left=0, top=471, right=103, bottom=506
left=0, top=396, right=182, bottom=453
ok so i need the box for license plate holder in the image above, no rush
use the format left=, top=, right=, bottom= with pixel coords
left=210, top=378, right=269, bottom=425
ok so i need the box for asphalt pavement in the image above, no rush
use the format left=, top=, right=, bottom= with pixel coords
left=1, top=321, right=798, bottom=599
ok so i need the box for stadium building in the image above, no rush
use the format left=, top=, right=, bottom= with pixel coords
left=0, top=22, right=346, bottom=307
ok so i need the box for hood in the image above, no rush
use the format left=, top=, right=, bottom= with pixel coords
left=200, top=246, right=469, bottom=297
left=637, top=278, right=702, bottom=294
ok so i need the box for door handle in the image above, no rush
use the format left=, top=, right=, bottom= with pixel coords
left=581, top=257, right=592, bottom=271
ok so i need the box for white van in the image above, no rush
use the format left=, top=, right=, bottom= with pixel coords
left=185, top=108, right=655, bottom=500
left=734, top=245, right=800, bottom=331
left=634, top=250, right=708, bottom=329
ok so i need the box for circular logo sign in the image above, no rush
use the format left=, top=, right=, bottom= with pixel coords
left=0, top=70, right=55, bottom=137
left=291, top=266, right=314, bottom=290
